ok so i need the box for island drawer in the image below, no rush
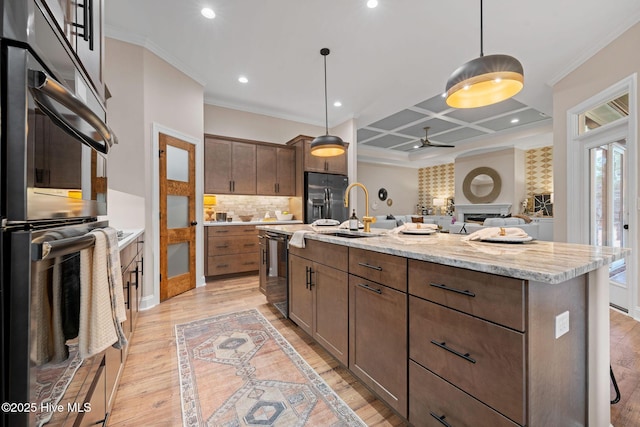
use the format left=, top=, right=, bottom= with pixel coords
left=349, top=248, right=407, bottom=291
left=289, top=239, right=348, bottom=271
left=408, top=260, right=525, bottom=331
left=207, top=253, right=259, bottom=275
left=207, top=225, right=257, bottom=236
left=409, top=361, right=520, bottom=427
left=409, top=296, right=525, bottom=425
left=207, top=235, right=258, bottom=255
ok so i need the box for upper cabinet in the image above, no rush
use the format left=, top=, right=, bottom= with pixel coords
left=40, top=0, right=105, bottom=100
left=287, top=135, right=349, bottom=176
left=256, top=145, right=296, bottom=196
left=204, top=136, right=257, bottom=195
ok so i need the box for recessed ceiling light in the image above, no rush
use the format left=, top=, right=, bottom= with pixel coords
left=367, top=0, right=378, bottom=8
left=510, top=118, right=520, bottom=124
left=333, top=101, right=342, bottom=107
left=238, top=76, right=248, bottom=84
left=413, top=145, right=419, bottom=149
left=201, top=7, right=215, bottom=19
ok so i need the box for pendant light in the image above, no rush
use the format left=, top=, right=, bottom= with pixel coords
left=311, top=48, right=346, bottom=157
left=445, top=0, right=524, bottom=109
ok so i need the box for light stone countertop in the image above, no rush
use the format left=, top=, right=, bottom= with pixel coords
left=256, top=224, right=628, bottom=284
left=204, top=220, right=302, bottom=226
left=116, top=228, right=144, bottom=250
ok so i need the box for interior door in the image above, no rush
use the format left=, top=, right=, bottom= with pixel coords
left=589, top=140, right=628, bottom=311
left=159, top=133, right=196, bottom=301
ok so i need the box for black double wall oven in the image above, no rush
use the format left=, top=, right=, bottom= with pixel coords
left=1, top=1, right=116, bottom=425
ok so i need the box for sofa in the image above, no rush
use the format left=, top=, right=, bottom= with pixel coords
left=372, top=215, right=440, bottom=230
left=449, top=217, right=539, bottom=239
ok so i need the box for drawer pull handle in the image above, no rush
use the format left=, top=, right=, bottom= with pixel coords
left=357, top=283, right=382, bottom=294
left=430, top=340, right=476, bottom=364
left=242, top=261, right=255, bottom=265
left=217, top=264, right=229, bottom=268
left=430, top=282, right=475, bottom=297
left=358, top=262, right=382, bottom=271
left=430, top=412, right=452, bottom=427
left=215, top=245, right=229, bottom=249
left=216, top=230, right=229, bottom=233
left=244, top=243, right=256, bottom=247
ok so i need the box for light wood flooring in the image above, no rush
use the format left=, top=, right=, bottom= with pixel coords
left=108, top=275, right=640, bottom=426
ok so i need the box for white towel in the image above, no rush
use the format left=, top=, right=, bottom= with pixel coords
left=289, top=230, right=314, bottom=248
left=78, top=229, right=127, bottom=359
left=461, top=227, right=529, bottom=241
left=389, top=222, right=438, bottom=234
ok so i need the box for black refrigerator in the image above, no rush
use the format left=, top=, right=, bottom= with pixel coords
left=304, top=172, right=349, bottom=224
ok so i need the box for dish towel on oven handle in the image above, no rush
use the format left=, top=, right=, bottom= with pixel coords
left=78, top=228, right=127, bottom=359
left=289, top=230, right=313, bottom=248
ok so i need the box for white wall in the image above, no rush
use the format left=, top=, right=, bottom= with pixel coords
left=356, top=163, right=418, bottom=216
left=204, top=104, right=324, bottom=144
left=105, top=38, right=204, bottom=305
left=454, top=148, right=526, bottom=214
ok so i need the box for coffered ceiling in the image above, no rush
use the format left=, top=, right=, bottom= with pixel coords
left=104, top=0, right=640, bottom=167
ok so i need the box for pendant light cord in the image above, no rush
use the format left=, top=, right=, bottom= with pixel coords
left=323, top=54, right=329, bottom=135
left=479, top=0, right=484, bottom=57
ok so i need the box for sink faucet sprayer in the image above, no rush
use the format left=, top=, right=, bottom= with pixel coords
left=344, top=183, right=376, bottom=232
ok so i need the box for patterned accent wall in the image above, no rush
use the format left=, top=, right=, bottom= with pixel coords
left=417, top=163, right=455, bottom=210
left=526, top=146, right=554, bottom=197
left=417, top=146, right=552, bottom=213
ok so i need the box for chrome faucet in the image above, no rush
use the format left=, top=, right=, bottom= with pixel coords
left=344, top=183, right=376, bottom=232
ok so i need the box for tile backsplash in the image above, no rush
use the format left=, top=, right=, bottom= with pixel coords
left=204, top=195, right=293, bottom=221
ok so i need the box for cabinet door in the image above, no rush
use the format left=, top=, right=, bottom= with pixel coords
left=349, top=275, right=408, bottom=417
left=276, top=147, right=296, bottom=195
left=256, top=145, right=278, bottom=195
left=231, top=141, right=257, bottom=194
left=288, top=255, right=313, bottom=335
left=74, top=0, right=104, bottom=98
left=302, top=140, right=328, bottom=172
left=313, top=263, right=348, bottom=365
left=324, top=144, right=348, bottom=175
left=258, top=237, right=268, bottom=295
left=204, top=138, right=233, bottom=193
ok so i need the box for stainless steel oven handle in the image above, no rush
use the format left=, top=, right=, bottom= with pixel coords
left=33, top=234, right=96, bottom=261
left=28, top=69, right=117, bottom=154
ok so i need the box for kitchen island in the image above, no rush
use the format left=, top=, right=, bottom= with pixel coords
left=257, top=223, right=627, bottom=426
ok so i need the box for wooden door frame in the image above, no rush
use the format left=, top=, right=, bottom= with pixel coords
left=147, top=123, right=204, bottom=309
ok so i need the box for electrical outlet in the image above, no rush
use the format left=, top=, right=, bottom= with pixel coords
left=555, top=311, right=570, bottom=339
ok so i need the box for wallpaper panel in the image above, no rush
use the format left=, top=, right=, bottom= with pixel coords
left=526, top=146, right=554, bottom=197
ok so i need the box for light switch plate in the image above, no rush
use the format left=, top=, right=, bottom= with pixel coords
left=555, top=311, right=570, bottom=339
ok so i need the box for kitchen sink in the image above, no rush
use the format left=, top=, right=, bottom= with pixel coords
left=324, top=231, right=376, bottom=239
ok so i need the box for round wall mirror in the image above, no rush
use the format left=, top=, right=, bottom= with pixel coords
left=462, top=167, right=502, bottom=203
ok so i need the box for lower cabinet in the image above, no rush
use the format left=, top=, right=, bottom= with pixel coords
left=288, top=240, right=349, bottom=365
left=206, top=225, right=259, bottom=276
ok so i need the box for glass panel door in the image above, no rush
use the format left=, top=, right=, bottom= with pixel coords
left=590, top=140, right=627, bottom=310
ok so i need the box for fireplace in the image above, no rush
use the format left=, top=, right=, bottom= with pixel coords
left=455, top=203, right=512, bottom=222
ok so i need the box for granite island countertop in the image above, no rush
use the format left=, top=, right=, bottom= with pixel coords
left=256, top=224, right=628, bottom=284
left=204, top=220, right=302, bottom=226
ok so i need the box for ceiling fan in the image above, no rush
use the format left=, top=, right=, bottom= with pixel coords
left=414, top=126, right=455, bottom=149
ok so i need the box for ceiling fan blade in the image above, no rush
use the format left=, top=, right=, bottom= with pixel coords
left=417, top=126, right=456, bottom=148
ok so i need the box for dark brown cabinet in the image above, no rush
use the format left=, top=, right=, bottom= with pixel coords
left=256, top=145, right=296, bottom=195
left=287, top=135, right=349, bottom=175
left=288, top=240, right=349, bottom=365
left=205, top=225, right=259, bottom=276
left=204, top=136, right=257, bottom=194
left=348, top=249, right=407, bottom=417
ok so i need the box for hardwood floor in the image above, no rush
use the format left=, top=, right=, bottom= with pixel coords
left=108, top=275, right=640, bottom=426
left=107, top=275, right=405, bottom=426
left=610, top=308, right=640, bottom=427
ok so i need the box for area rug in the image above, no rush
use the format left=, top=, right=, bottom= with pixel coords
left=175, top=308, right=365, bottom=426
left=33, top=343, right=83, bottom=427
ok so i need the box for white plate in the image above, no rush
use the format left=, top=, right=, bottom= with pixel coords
left=401, top=229, right=437, bottom=235
left=481, top=235, right=534, bottom=243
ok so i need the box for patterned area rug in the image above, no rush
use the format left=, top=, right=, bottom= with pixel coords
left=176, top=309, right=365, bottom=426
left=34, top=344, right=83, bottom=427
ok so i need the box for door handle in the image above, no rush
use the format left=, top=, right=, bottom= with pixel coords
left=623, top=224, right=629, bottom=230
left=190, top=221, right=198, bottom=226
